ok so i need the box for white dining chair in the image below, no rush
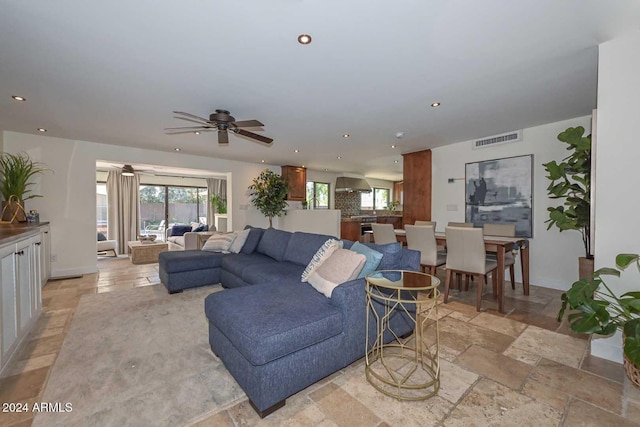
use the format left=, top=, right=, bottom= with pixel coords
left=444, top=226, right=498, bottom=311
left=414, top=220, right=436, bottom=228
left=483, top=223, right=518, bottom=290
left=371, top=223, right=397, bottom=245
left=405, top=225, right=445, bottom=275
left=447, top=221, right=474, bottom=228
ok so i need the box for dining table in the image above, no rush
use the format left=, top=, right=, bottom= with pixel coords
left=363, top=229, right=530, bottom=313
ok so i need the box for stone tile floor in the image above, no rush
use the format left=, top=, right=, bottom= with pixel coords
left=1, top=257, right=639, bottom=426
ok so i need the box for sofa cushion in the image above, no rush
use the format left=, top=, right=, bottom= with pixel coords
left=301, top=238, right=343, bottom=282
left=363, top=242, right=403, bottom=270
left=283, top=232, right=340, bottom=267
left=159, top=250, right=224, bottom=273
left=256, top=228, right=292, bottom=261
left=242, top=261, right=306, bottom=285
left=350, top=242, right=383, bottom=278
left=167, top=235, right=185, bottom=247
left=220, top=253, right=278, bottom=278
left=240, top=226, right=264, bottom=254
left=170, top=225, right=192, bottom=237
left=229, top=228, right=251, bottom=253
left=307, top=249, right=366, bottom=297
left=202, top=232, right=236, bottom=252
left=204, top=282, right=343, bottom=365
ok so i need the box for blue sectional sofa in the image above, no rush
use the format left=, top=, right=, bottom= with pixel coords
left=158, top=227, right=421, bottom=417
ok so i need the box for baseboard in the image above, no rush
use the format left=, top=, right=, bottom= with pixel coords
left=51, top=265, right=98, bottom=278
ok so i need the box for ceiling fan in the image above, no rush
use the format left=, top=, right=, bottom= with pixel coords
left=165, top=109, right=273, bottom=146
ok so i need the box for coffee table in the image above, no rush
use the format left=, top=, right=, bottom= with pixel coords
left=364, top=270, right=441, bottom=400
left=127, top=240, right=168, bottom=264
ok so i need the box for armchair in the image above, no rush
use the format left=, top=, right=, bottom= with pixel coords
left=144, top=220, right=166, bottom=241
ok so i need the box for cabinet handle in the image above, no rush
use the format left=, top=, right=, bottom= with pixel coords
left=44, top=231, right=49, bottom=234
left=15, top=250, right=24, bottom=256
left=35, top=242, right=42, bottom=246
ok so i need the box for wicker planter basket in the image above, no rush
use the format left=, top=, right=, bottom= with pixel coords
left=624, top=333, right=640, bottom=388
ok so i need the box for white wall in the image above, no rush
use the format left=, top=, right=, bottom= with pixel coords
left=591, top=29, right=640, bottom=363
left=432, top=116, right=591, bottom=290
left=3, top=131, right=279, bottom=277
left=279, top=210, right=341, bottom=237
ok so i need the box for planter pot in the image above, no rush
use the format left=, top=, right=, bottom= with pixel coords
left=578, top=256, right=595, bottom=280
left=624, top=352, right=640, bottom=388
left=1, top=199, right=27, bottom=223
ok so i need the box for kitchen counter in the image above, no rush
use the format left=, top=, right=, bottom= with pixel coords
left=0, top=222, right=50, bottom=246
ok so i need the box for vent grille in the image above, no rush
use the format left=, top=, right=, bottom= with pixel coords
left=473, top=130, right=521, bottom=149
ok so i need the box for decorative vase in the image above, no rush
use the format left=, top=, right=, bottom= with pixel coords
left=1, top=199, right=27, bottom=223
left=578, top=256, right=594, bottom=281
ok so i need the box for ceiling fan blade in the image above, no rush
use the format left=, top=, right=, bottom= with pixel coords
left=165, top=128, right=215, bottom=134
left=164, top=126, right=209, bottom=130
left=174, top=116, right=212, bottom=126
left=235, top=129, right=273, bottom=145
left=232, top=119, right=264, bottom=128
left=173, top=111, right=210, bottom=123
left=218, top=130, right=229, bottom=145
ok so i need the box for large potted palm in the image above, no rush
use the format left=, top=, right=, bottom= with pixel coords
left=543, top=126, right=592, bottom=278
left=0, top=152, right=50, bottom=223
left=248, top=169, right=288, bottom=228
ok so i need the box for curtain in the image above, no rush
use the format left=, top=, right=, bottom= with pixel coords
left=107, top=170, right=141, bottom=254
left=206, top=178, right=227, bottom=227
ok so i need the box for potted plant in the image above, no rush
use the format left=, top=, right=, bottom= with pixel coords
left=542, top=126, right=592, bottom=278
left=557, top=253, right=640, bottom=387
left=0, top=152, right=51, bottom=222
left=248, top=169, right=288, bottom=228
left=210, top=194, right=227, bottom=214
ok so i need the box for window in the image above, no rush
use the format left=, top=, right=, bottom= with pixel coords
left=139, top=184, right=208, bottom=235
left=306, top=181, right=330, bottom=209
left=96, top=183, right=108, bottom=235
left=361, top=187, right=390, bottom=210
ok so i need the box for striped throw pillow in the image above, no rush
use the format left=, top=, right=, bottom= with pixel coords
left=201, top=232, right=236, bottom=253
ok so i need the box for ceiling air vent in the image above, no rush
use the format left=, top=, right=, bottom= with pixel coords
left=472, top=130, right=522, bottom=149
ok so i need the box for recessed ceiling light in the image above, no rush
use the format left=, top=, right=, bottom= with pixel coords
left=297, top=34, right=312, bottom=45
left=391, top=144, right=397, bottom=148
left=302, top=165, right=305, bottom=168
left=294, top=149, right=299, bottom=153
left=174, top=148, right=181, bottom=151
left=12, top=95, right=26, bottom=101
left=261, top=160, right=265, bottom=163
left=394, top=160, right=399, bottom=163
left=431, top=102, right=441, bottom=107
left=194, top=131, right=200, bottom=135
left=343, top=134, right=350, bottom=138
left=37, top=128, right=47, bottom=132
left=337, top=156, right=342, bottom=160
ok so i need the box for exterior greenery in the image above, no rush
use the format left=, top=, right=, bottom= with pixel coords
left=542, top=126, right=591, bottom=257
left=210, top=194, right=227, bottom=214
left=0, top=152, right=50, bottom=201
left=558, top=254, right=640, bottom=366
left=248, top=169, right=289, bottom=227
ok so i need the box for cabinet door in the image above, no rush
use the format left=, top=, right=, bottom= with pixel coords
left=282, top=166, right=307, bottom=201
left=16, top=240, right=33, bottom=336
left=40, top=226, right=51, bottom=287
left=31, top=236, right=42, bottom=314
left=0, top=244, right=18, bottom=361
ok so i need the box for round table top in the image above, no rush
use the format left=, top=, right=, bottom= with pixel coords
left=365, top=270, right=440, bottom=291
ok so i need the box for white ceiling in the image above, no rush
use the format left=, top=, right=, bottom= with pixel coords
left=1, top=1, right=639, bottom=181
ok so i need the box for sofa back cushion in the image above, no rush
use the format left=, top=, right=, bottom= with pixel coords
left=363, top=242, right=403, bottom=270
left=256, top=228, right=293, bottom=261
left=170, top=225, right=193, bottom=236
left=283, top=231, right=339, bottom=266
left=240, top=226, right=264, bottom=254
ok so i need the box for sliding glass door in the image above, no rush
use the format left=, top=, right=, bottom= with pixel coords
left=140, top=185, right=167, bottom=240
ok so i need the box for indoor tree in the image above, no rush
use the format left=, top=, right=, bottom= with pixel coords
left=248, top=169, right=288, bottom=227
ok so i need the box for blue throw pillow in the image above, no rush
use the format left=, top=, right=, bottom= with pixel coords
left=97, top=232, right=107, bottom=241
left=350, top=241, right=383, bottom=278
left=363, top=242, right=402, bottom=270
left=192, top=224, right=205, bottom=232
left=170, top=225, right=192, bottom=236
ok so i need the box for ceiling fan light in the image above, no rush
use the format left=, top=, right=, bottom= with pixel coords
left=297, top=34, right=312, bottom=45
left=122, top=164, right=135, bottom=176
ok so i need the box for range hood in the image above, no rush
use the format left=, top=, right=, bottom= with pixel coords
left=335, top=177, right=372, bottom=193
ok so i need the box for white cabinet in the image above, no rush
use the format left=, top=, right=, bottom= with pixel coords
left=0, top=227, right=47, bottom=375
left=40, top=225, right=50, bottom=287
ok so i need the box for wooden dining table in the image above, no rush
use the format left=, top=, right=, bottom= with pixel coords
left=363, top=229, right=530, bottom=313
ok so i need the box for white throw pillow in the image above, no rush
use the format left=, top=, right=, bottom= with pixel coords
left=307, top=249, right=366, bottom=297
left=228, top=228, right=251, bottom=253
left=301, top=239, right=344, bottom=282
left=202, top=232, right=236, bottom=253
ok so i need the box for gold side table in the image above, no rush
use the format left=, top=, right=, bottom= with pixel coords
left=365, top=270, right=440, bottom=400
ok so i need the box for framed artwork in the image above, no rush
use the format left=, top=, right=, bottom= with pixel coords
left=465, top=154, right=533, bottom=237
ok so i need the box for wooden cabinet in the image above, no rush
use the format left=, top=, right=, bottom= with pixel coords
left=0, top=226, right=48, bottom=375
left=281, top=166, right=307, bottom=201
left=402, top=149, right=432, bottom=226
left=340, top=220, right=360, bottom=242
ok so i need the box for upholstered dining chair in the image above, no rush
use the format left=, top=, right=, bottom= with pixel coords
left=414, top=220, right=436, bottom=227
left=447, top=221, right=474, bottom=228
left=483, top=223, right=518, bottom=290
left=371, top=223, right=398, bottom=245
left=444, top=226, right=498, bottom=311
left=405, top=225, right=446, bottom=275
